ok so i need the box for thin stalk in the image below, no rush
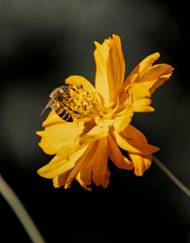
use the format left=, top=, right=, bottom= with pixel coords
left=0, top=174, right=46, bottom=243
left=152, top=155, right=190, bottom=198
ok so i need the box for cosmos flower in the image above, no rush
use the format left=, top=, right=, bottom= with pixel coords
left=36, top=34, right=173, bottom=191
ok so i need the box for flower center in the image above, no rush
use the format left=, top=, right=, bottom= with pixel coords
left=66, top=84, right=98, bottom=121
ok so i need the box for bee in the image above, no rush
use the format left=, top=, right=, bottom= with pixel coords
left=40, top=85, right=73, bottom=122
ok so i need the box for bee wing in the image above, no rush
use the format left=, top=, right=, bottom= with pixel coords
left=40, top=97, right=55, bottom=116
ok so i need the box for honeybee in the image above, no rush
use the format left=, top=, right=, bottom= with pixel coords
left=40, top=85, right=73, bottom=122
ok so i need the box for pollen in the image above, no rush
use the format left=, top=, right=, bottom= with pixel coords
left=68, top=84, right=98, bottom=120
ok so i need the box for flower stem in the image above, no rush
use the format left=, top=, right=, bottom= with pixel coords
left=152, top=155, right=190, bottom=198
left=0, top=174, right=46, bottom=243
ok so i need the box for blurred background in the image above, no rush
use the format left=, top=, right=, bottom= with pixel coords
left=0, top=0, right=189, bottom=242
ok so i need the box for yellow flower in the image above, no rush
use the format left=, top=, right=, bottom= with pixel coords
left=36, top=34, right=173, bottom=191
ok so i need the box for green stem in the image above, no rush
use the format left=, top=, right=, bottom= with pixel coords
left=0, top=174, right=46, bottom=243
left=152, top=155, right=190, bottom=198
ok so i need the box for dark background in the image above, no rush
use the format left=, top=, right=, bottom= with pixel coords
left=1, top=0, right=189, bottom=242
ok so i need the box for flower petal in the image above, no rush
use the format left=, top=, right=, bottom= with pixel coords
left=53, top=170, right=72, bottom=188
left=113, top=106, right=133, bottom=133
left=106, top=35, right=125, bottom=101
left=108, top=134, right=134, bottom=170
left=80, top=119, right=110, bottom=145
left=37, top=143, right=89, bottom=179
left=65, top=75, right=101, bottom=104
left=126, top=52, right=160, bottom=83
left=94, top=34, right=125, bottom=107
left=36, top=111, right=84, bottom=155
left=63, top=143, right=95, bottom=189
left=123, top=124, right=148, bottom=143
left=65, top=75, right=95, bottom=92
left=41, top=110, right=65, bottom=127
left=124, top=52, right=173, bottom=94
left=123, top=125, right=160, bottom=154
left=125, top=83, right=154, bottom=112
left=114, top=127, right=159, bottom=155
left=78, top=138, right=110, bottom=189
left=129, top=153, right=152, bottom=176
left=140, top=64, right=173, bottom=95
left=64, top=139, right=110, bottom=190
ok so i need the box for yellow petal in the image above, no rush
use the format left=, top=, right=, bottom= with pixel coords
left=125, top=83, right=154, bottom=112
left=94, top=39, right=111, bottom=107
left=129, top=153, right=152, bottom=176
left=41, top=110, right=65, bottom=127
left=65, top=139, right=110, bottom=190
left=80, top=121, right=109, bottom=145
left=63, top=143, right=94, bottom=189
left=123, top=124, right=148, bottom=143
left=65, top=75, right=95, bottom=92
left=113, top=106, right=133, bottom=133
left=108, top=134, right=134, bottom=170
left=62, top=141, right=98, bottom=189
left=65, top=74, right=101, bottom=104
left=94, top=34, right=125, bottom=107
left=90, top=138, right=110, bottom=187
left=114, top=128, right=159, bottom=155
left=140, top=64, right=173, bottom=95
left=123, top=125, right=160, bottom=153
left=36, top=111, right=84, bottom=155
left=75, top=172, right=92, bottom=191
left=148, top=72, right=173, bottom=95
left=127, top=52, right=161, bottom=82
left=123, top=125, right=160, bottom=154
left=53, top=170, right=72, bottom=188
left=37, top=143, right=89, bottom=178
left=79, top=139, right=110, bottom=188
left=106, top=35, right=125, bottom=101
left=133, top=98, right=154, bottom=112
left=124, top=52, right=173, bottom=94
left=65, top=74, right=92, bottom=88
